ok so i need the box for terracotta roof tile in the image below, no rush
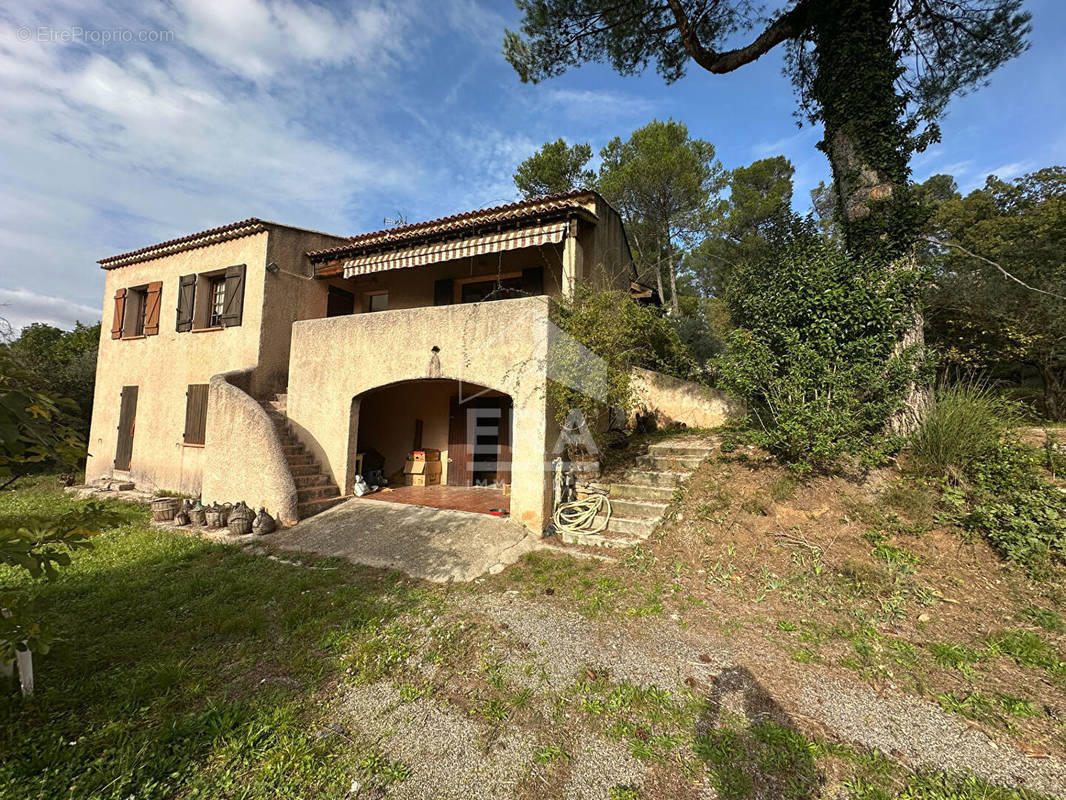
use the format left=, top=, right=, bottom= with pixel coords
left=306, top=189, right=599, bottom=261
left=98, top=218, right=270, bottom=269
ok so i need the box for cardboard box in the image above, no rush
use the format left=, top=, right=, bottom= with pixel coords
left=403, top=459, right=442, bottom=486
left=410, top=449, right=441, bottom=462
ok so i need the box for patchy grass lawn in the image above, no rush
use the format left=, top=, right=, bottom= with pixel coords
left=0, top=477, right=433, bottom=799
left=2, top=476, right=1063, bottom=800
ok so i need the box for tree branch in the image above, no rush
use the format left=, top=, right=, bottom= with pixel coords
left=924, top=235, right=1066, bottom=302
left=664, top=0, right=811, bottom=74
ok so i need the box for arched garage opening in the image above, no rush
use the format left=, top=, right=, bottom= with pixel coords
left=352, top=379, right=513, bottom=515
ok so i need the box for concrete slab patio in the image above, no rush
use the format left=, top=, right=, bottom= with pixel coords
left=268, top=497, right=542, bottom=582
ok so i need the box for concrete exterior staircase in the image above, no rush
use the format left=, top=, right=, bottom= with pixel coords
left=560, top=438, right=716, bottom=549
left=260, top=393, right=346, bottom=520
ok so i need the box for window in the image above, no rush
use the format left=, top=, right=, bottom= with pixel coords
left=183, top=384, right=209, bottom=445
left=176, top=264, right=245, bottom=332
left=459, top=276, right=523, bottom=304
left=111, top=282, right=162, bottom=339
left=126, top=287, right=148, bottom=336
left=368, top=291, right=388, bottom=312
left=209, top=276, right=227, bottom=327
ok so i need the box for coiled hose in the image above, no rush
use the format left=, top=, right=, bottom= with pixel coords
left=552, top=492, right=612, bottom=535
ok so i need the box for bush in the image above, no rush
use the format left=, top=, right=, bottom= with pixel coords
left=548, top=287, right=698, bottom=436
left=907, top=383, right=1019, bottom=478
left=714, top=216, right=924, bottom=472
left=946, top=442, right=1066, bottom=570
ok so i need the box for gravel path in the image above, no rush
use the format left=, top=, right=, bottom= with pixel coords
left=801, top=678, right=1066, bottom=797
left=330, top=591, right=1065, bottom=798
left=340, top=682, right=534, bottom=800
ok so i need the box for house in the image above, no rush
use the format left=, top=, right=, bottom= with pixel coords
left=85, top=191, right=638, bottom=529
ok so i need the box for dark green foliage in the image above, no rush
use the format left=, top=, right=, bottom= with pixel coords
left=924, top=167, right=1066, bottom=420
left=3, top=322, right=99, bottom=439
left=598, top=118, right=727, bottom=314
left=549, top=287, right=696, bottom=435
left=715, top=216, right=923, bottom=471
left=943, top=442, right=1066, bottom=570
left=688, top=156, right=795, bottom=297
left=505, top=0, right=1029, bottom=254
left=906, top=381, right=1066, bottom=570
left=513, top=138, right=595, bottom=198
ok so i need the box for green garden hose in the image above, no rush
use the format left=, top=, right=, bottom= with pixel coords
left=552, top=492, right=612, bottom=535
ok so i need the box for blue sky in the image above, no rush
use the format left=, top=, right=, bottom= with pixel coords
left=1, top=0, right=1063, bottom=331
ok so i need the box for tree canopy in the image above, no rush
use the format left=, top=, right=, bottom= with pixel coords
left=513, top=138, right=596, bottom=198
left=923, top=167, right=1066, bottom=419
left=505, top=0, right=1030, bottom=255
left=597, top=118, right=726, bottom=314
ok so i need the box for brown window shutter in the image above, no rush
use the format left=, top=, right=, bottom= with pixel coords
left=521, top=267, right=543, bottom=296
left=176, top=274, right=196, bottom=332
left=111, top=288, right=127, bottom=339
left=221, top=264, right=246, bottom=327
left=183, top=384, right=209, bottom=445
left=143, top=281, right=163, bottom=335
left=433, top=278, right=454, bottom=306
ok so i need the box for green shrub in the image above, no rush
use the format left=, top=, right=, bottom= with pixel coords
left=715, top=216, right=924, bottom=473
left=948, top=442, right=1066, bottom=569
left=907, top=383, right=1018, bottom=478
left=548, top=286, right=698, bottom=434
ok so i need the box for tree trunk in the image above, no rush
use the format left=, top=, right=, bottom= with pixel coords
left=653, top=237, right=667, bottom=310
left=1044, top=364, right=1066, bottom=422
left=811, top=0, right=931, bottom=434
left=666, top=246, right=679, bottom=316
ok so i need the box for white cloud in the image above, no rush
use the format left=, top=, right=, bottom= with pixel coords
left=542, top=87, right=656, bottom=120
left=0, top=288, right=101, bottom=333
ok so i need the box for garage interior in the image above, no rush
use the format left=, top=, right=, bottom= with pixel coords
left=354, top=379, right=513, bottom=516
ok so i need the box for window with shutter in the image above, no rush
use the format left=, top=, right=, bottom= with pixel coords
left=176, top=274, right=196, bottom=332
left=111, top=288, right=127, bottom=339
left=143, top=281, right=162, bottom=335
left=183, top=384, right=209, bottom=445
left=221, top=264, right=246, bottom=327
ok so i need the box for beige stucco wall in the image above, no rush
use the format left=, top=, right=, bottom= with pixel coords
left=629, top=367, right=745, bottom=430
left=201, top=369, right=299, bottom=524
left=85, top=231, right=271, bottom=493
left=85, top=225, right=348, bottom=495
left=286, top=296, right=552, bottom=530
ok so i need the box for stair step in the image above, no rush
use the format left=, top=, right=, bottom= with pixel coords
left=293, top=473, right=329, bottom=488
left=599, top=515, right=657, bottom=536
left=606, top=498, right=668, bottom=519
left=286, top=453, right=314, bottom=466
left=297, top=485, right=340, bottom=503
left=282, top=443, right=304, bottom=455
left=636, top=455, right=704, bottom=471
left=288, top=463, right=321, bottom=477
left=647, top=442, right=716, bottom=458
left=297, top=495, right=347, bottom=519
left=608, top=483, right=676, bottom=503
left=559, top=530, right=643, bottom=549
left=623, top=469, right=691, bottom=488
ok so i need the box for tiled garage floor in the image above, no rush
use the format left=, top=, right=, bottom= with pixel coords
left=360, top=484, right=510, bottom=516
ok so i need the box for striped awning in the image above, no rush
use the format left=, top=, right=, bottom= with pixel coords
left=341, top=221, right=568, bottom=278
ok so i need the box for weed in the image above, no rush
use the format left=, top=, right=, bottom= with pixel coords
left=928, top=642, right=984, bottom=673
left=769, top=474, right=799, bottom=502
left=533, top=744, right=567, bottom=764
left=987, top=629, right=1066, bottom=679
left=608, top=786, right=640, bottom=800
left=1016, top=605, right=1065, bottom=633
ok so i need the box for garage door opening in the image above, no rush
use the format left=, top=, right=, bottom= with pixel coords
left=352, top=379, right=513, bottom=516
